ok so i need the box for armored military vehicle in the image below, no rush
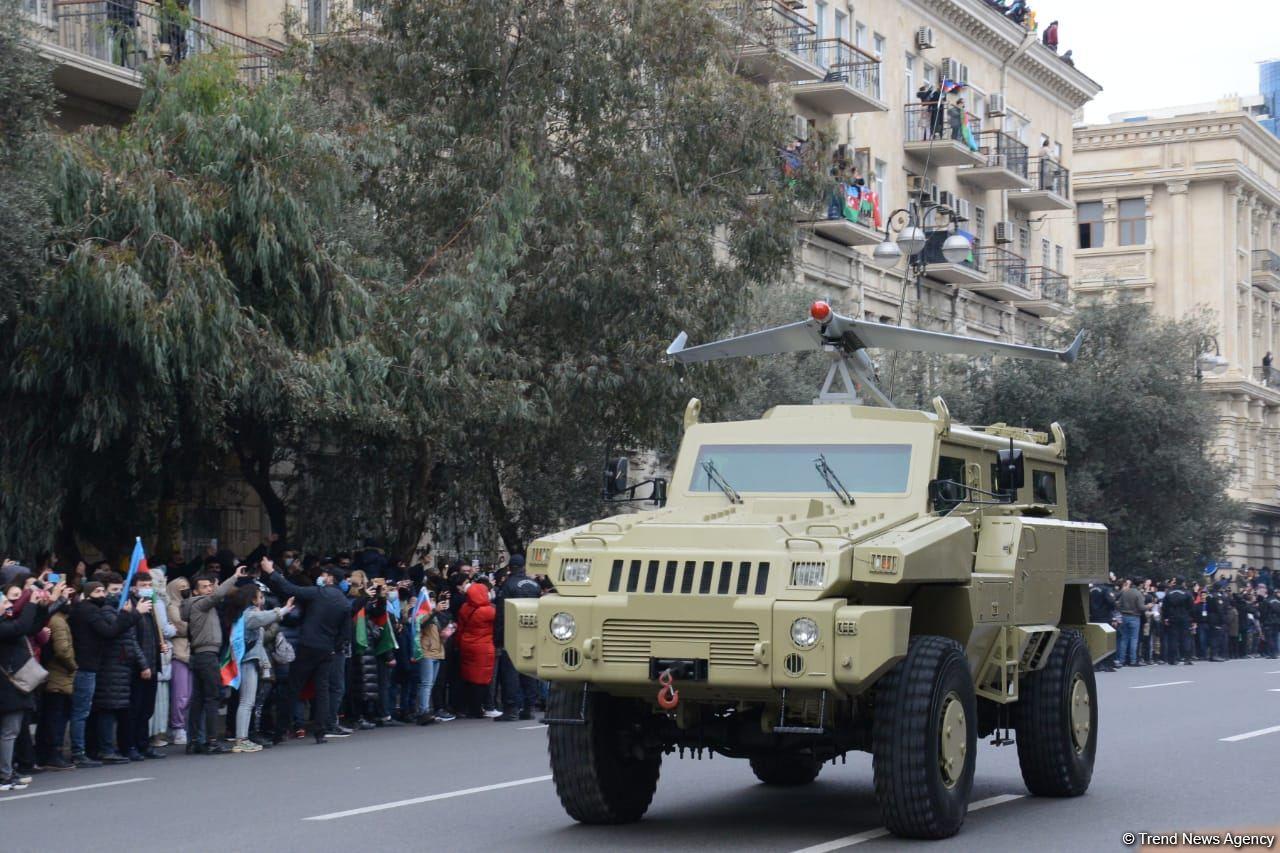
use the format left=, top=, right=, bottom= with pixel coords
left=505, top=303, right=1114, bottom=839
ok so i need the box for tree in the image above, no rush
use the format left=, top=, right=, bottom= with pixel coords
left=0, top=56, right=395, bottom=557
left=894, top=302, right=1241, bottom=579
left=307, top=0, right=803, bottom=554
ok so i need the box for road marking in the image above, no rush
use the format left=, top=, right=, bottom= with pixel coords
left=1130, top=680, right=1192, bottom=689
left=0, top=777, right=153, bottom=803
left=786, top=794, right=1024, bottom=853
left=1268, top=689, right=1280, bottom=692
left=303, top=774, right=553, bottom=821
left=1268, top=670, right=1280, bottom=674
left=1220, top=724, right=1280, bottom=743
left=519, top=724, right=549, bottom=730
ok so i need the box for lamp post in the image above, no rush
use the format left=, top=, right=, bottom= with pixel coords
left=868, top=202, right=972, bottom=306
left=1194, top=334, right=1228, bottom=382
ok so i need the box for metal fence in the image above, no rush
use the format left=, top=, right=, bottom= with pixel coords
left=976, top=246, right=1029, bottom=289
left=47, top=0, right=279, bottom=83
left=904, top=103, right=982, bottom=144
left=974, top=129, right=1028, bottom=177
left=1028, top=266, right=1069, bottom=302
left=805, top=36, right=880, bottom=98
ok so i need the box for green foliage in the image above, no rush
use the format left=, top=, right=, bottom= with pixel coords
left=893, top=302, right=1242, bottom=578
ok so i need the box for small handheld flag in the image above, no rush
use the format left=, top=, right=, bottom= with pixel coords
left=220, top=614, right=246, bottom=689
left=119, top=537, right=148, bottom=611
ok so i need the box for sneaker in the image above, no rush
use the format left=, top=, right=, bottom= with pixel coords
left=140, top=749, right=167, bottom=760
left=357, top=719, right=376, bottom=731
left=99, top=753, right=130, bottom=765
left=43, top=757, right=75, bottom=771
left=171, top=729, right=188, bottom=746
left=518, top=710, right=533, bottom=721
left=126, top=749, right=145, bottom=762
left=205, top=743, right=230, bottom=755
left=71, top=753, right=102, bottom=768
left=0, top=776, right=29, bottom=791
left=334, top=724, right=354, bottom=736
left=493, top=713, right=519, bottom=722
left=415, top=713, right=437, bottom=726
left=483, top=709, right=503, bottom=718
left=231, top=739, right=263, bottom=754
left=323, top=727, right=352, bottom=738
left=379, top=716, right=405, bottom=727
left=434, top=710, right=456, bottom=722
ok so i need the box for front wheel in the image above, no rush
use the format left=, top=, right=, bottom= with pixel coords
left=547, top=686, right=661, bottom=824
left=1014, top=630, right=1097, bottom=796
left=749, top=752, right=822, bottom=786
left=871, top=635, right=977, bottom=839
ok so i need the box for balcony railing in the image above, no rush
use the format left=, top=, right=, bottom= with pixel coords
left=1253, top=249, right=1280, bottom=276
left=1028, top=156, right=1070, bottom=196
left=973, top=130, right=1028, bottom=177
left=715, top=0, right=815, bottom=56
left=43, top=0, right=280, bottom=83
left=976, top=245, right=1029, bottom=288
left=1028, top=267, right=1069, bottom=301
left=904, top=103, right=982, bottom=147
left=804, top=36, right=880, bottom=97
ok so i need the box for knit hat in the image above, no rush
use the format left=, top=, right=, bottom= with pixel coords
left=81, top=580, right=104, bottom=596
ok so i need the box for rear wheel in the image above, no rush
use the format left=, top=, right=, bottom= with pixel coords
left=871, top=635, right=977, bottom=839
left=547, top=686, right=661, bottom=824
left=749, top=752, right=822, bottom=786
left=1014, top=631, right=1097, bottom=796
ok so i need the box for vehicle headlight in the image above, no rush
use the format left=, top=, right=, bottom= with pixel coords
left=550, top=612, right=576, bottom=642
left=560, top=558, right=592, bottom=584
left=791, top=617, right=820, bottom=649
left=790, top=561, right=827, bottom=588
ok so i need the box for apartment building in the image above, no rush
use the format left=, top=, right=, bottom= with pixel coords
left=1073, top=108, right=1280, bottom=569
left=725, top=0, right=1098, bottom=342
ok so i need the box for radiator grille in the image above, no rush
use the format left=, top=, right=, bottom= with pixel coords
left=600, top=619, right=760, bottom=668
left=1065, top=528, right=1108, bottom=581
left=606, top=559, right=770, bottom=596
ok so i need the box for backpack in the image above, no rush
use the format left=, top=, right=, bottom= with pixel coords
left=271, top=631, right=296, bottom=665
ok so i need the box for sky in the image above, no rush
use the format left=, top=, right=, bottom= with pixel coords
left=1025, top=0, right=1277, bottom=123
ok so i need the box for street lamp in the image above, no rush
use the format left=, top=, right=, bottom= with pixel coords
left=1194, top=334, right=1227, bottom=382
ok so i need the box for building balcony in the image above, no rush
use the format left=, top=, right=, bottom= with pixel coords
left=1015, top=267, right=1073, bottom=317
left=28, top=0, right=280, bottom=114
left=799, top=188, right=883, bottom=247
left=956, top=130, right=1031, bottom=191
left=716, top=0, right=823, bottom=84
left=1008, top=157, right=1073, bottom=212
left=1253, top=250, right=1280, bottom=293
left=902, top=104, right=986, bottom=168
left=963, top=246, right=1033, bottom=302
left=791, top=38, right=887, bottom=115
left=915, top=230, right=988, bottom=285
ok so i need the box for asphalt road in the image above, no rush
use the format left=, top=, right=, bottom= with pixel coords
left=4, top=656, right=1279, bottom=853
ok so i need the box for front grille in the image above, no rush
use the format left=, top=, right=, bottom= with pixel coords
left=601, top=619, right=760, bottom=668
left=606, top=559, right=770, bottom=596
left=1065, top=528, right=1108, bottom=581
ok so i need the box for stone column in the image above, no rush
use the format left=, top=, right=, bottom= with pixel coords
left=1167, top=180, right=1190, bottom=321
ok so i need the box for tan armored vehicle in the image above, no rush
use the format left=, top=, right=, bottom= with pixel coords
left=506, top=303, right=1114, bottom=839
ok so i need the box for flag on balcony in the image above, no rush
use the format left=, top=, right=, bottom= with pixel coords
left=864, top=189, right=883, bottom=229
left=942, top=79, right=966, bottom=93
left=960, top=111, right=979, bottom=152
left=841, top=183, right=862, bottom=223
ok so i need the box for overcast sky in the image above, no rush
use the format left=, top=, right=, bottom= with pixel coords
left=1024, top=0, right=1277, bottom=123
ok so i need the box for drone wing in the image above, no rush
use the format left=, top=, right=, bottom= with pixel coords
left=665, top=321, right=824, bottom=364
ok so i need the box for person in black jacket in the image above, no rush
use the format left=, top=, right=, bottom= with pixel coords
left=1089, top=583, right=1117, bottom=671
left=124, top=572, right=166, bottom=760
left=260, top=557, right=353, bottom=743
left=92, top=576, right=149, bottom=764
left=493, top=555, right=542, bottom=722
left=1261, top=585, right=1280, bottom=659
left=67, top=577, right=140, bottom=766
left=1161, top=578, right=1193, bottom=665
left=1, top=581, right=59, bottom=790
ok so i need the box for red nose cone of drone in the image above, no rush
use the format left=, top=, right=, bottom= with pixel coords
left=810, top=301, right=832, bottom=323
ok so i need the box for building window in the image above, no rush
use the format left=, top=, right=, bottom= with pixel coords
left=872, top=34, right=885, bottom=99
left=924, top=61, right=936, bottom=86
left=905, top=53, right=914, bottom=102
left=874, top=158, right=886, bottom=205
left=1018, top=225, right=1030, bottom=256
left=1077, top=201, right=1103, bottom=248
left=974, top=205, right=986, bottom=246
left=815, top=1, right=827, bottom=39
left=834, top=8, right=847, bottom=41
left=1118, top=198, right=1147, bottom=246
left=1041, top=238, right=1051, bottom=268
left=1054, top=244, right=1064, bottom=271
left=855, top=21, right=867, bottom=50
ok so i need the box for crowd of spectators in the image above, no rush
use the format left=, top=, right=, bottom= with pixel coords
left=1089, top=567, right=1280, bottom=670
left=0, top=541, right=553, bottom=792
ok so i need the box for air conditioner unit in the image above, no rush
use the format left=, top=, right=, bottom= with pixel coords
left=938, top=190, right=955, bottom=209
left=916, top=26, right=935, bottom=50
left=940, top=58, right=960, bottom=83
left=956, top=198, right=971, bottom=220
left=994, top=221, right=1015, bottom=244
left=987, top=93, right=1006, bottom=117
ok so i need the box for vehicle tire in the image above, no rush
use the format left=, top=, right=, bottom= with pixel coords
left=547, top=685, right=661, bottom=824
left=749, top=753, right=822, bottom=786
left=1014, top=630, right=1097, bottom=797
left=871, top=635, right=976, bottom=840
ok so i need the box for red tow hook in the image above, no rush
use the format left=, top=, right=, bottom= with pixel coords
left=656, top=669, right=680, bottom=710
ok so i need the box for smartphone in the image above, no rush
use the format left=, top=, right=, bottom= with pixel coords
left=471, top=558, right=480, bottom=568
left=47, top=573, right=62, bottom=584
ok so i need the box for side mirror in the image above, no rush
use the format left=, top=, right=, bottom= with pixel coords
left=995, top=447, right=1025, bottom=497
left=652, top=479, right=668, bottom=507
left=603, top=457, right=628, bottom=497
left=929, top=479, right=967, bottom=505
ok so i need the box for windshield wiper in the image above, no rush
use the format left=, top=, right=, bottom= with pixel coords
left=814, top=454, right=854, bottom=506
left=700, top=459, right=742, bottom=504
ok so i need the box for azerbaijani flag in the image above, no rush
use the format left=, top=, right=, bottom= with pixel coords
left=410, top=589, right=432, bottom=662
left=961, top=111, right=979, bottom=152
left=220, top=613, right=245, bottom=689
left=119, top=537, right=148, bottom=611
left=942, top=78, right=966, bottom=93
left=353, top=607, right=369, bottom=655
left=370, top=609, right=399, bottom=656
left=841, top=183, right=862, bottom=223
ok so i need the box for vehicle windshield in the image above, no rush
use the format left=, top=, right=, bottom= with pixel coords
left=688, top=444, right=912, bottom=495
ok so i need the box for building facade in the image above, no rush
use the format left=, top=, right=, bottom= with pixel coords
left=1073, top=109, right=1280, bottom=569
left=725, top=0, right=1097, bottom=342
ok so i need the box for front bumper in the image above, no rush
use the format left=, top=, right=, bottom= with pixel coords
left=505, top=594, right=910, bottom=700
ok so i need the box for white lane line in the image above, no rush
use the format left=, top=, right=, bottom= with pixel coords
left=303, top=774, right=553, bottom=821
left=1130, top=680, right=1192, bottom=689
left=519, top=724, right=549, bottom=730
left=1268, top=689, right=1280, bottom=692
left=0, top=777, right=153, bottom=803
left=787, top=793, right=1024, bottom=853
left=1220, top=724, right=1280, bottom=743
left=1268, top=670, right=1280, bottom=674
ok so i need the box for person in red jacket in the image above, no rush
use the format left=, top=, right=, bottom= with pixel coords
left=457, top=581, right=496, bottom=719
